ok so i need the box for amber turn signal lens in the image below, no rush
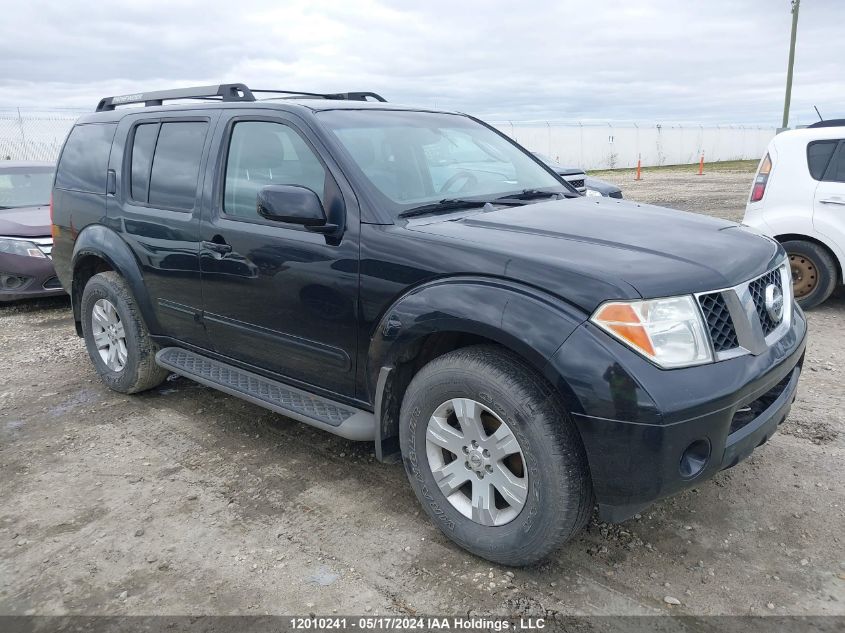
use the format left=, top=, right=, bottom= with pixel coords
left=592, top=303, right=656, bottom=357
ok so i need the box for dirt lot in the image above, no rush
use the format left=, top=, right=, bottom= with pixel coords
left=1, top=164, right=844, bottom=619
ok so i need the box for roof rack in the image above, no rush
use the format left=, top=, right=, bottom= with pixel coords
left=95, top=83, right=387, bottom=112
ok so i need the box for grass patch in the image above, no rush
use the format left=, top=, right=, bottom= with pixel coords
left=589, top=159, right=759, bottom=177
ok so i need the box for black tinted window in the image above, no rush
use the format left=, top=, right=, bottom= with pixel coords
left=55, top=123, right=116, bottom=193
left=148, top=122, right=208, bottom=210
left=807, top=140, right=838, bottom=180
left=223, top=121, right=327, bottom=219
left=130, top=123, right=159, bottom=202
left=827, top=142, right=845, bottom=183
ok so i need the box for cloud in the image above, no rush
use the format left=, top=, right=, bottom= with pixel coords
left=0, top=0, right=842, bottom=125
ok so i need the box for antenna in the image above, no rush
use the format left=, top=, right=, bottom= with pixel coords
left=813, top=105, right=823, bottom=122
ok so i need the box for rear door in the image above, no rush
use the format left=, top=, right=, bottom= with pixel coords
left=198, top=110, right=361, bottom=398
left=811, top=139, right=845, bottom=254
left=114, top=111, right=220, bottom=348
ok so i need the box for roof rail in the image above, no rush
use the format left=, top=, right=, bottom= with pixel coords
left=95, top=84, right=387, bottom=112
left=96, top=84, right=254, bottom=111
left=251, top=89, right=387, bottom=102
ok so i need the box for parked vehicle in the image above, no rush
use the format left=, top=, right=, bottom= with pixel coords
left=744, top=120, right=845, bottom=308
left=51, top=84, right=806, bottom=565
left=533, top=152, right=624, bottom=198
left=0, top=161, right=64, bottom=301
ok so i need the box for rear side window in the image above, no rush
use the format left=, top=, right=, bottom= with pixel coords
left=130, top=121, right=208, bottom=210
left=807, top=140, right=838, bottom=180
left=130, top=123, right=158, bottom=202
left=55, top=123, right=117, bottom=193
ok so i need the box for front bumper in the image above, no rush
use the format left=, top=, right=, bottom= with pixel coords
left=0, top=251, right=66, bottom=302
left=546, top=304, right=807, bottom=522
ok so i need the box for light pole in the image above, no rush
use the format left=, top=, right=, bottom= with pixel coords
left=781, top=0, right=801, bottom=130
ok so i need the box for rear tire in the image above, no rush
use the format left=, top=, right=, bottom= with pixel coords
left=399, top=344, right=593, bottom=566
left=80, top=271, right=169, bottom=394
left=781, top=239, right=838, bottom=309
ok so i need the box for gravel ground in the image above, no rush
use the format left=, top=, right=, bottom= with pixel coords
left=1, top=165, right=844, bottom=619
left=590, top=161, right=759, bottom=223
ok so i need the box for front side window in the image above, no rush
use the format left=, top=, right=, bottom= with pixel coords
left=318, top=110, right=564, bottom=217
left=223, top=121, right=328, bottom=220
left=55, top=123, right=116, bottom=193
left=147, top=121, right=208, bottom=211
left=0, top=166, right=54, bottom=209
left=824, top=141, right=845, bottom=183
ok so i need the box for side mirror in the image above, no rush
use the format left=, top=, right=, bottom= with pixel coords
left=256, top=185, right=329, bottom=228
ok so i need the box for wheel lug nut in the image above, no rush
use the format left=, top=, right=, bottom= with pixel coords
left=462, top=446, right=469, bottom=454
left=482, top=449, right=490, bottom=457
left=485, top=465, right=493, bottom=473
left=471, top=440, right=478, bottom=448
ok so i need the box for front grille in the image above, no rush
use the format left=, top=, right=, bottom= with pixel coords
left=696, top=262, right=789, bottom=360
left=729, top=370, right=793, bottom=435
left=748, top=268, right=783, bottom=336
left=698, top=292, right=739, bottom=352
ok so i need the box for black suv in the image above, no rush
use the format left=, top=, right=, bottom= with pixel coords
left=51, top=84, right=806, bottom=565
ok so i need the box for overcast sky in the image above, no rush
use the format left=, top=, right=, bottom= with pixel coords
left=0, top=0, right=841, bottom=125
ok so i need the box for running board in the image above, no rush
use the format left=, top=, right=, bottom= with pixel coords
left=155, top=347, right=375, bottom=441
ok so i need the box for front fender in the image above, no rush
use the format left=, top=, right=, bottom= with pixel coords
left=366, top=276, right=587, bottom=400
left=70, top=224, right=158, bottom=331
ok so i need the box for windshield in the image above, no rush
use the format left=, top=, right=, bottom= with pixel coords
left=0, top=166, right=54, bottom=209
left=318, top=110, right=567, bottom=216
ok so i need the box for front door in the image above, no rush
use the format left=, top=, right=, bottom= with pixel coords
left=813, top=138, right=845, bottom=254
left=199, top=114, right=360, bottom=398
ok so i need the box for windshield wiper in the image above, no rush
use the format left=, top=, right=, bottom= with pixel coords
left=398, top=197, right=521, bottom=219
left=495, top=189, right=568, bottom=202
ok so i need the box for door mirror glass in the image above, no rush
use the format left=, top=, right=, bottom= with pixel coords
left=257, top=185, right=327, bottom=226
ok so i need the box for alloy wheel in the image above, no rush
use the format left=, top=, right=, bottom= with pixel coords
left=425, top=398, right=528, bottom=526
left=91, top=298, right=128, bottom=372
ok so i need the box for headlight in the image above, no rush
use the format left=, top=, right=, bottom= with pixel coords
left=585, top=188, right=602, bottom=197
left=591, top=296, right=713, bottom=368
left=0, top=238, right=47, bottom=258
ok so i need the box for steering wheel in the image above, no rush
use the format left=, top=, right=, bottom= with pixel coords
left=439, top=170, right=478, bottom=194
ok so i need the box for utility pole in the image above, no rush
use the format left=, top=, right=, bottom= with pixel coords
left=781, top=0, right=800, bottom=130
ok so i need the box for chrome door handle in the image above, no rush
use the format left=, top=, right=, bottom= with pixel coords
left=819, top=198, right=845, bottom=206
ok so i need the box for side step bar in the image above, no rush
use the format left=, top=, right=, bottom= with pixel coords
left=155, top=347, right=375, bottom=441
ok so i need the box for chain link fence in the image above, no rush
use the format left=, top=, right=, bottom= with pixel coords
left=1, top=108, right=776, bottom=170
left=0, top=109, right=82, bottom=163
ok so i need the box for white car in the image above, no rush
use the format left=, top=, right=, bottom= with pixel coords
left=743, top=120, right=845, bottom=308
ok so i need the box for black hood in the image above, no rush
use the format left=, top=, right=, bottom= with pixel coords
left=406, top=197, right=782, bottom=312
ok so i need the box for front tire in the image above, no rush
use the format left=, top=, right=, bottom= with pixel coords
left=80, top=272, right=169, bottom=394
left=399, top=345, right=593, bottom=566
left=781, top=239, right=838, bottom=309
